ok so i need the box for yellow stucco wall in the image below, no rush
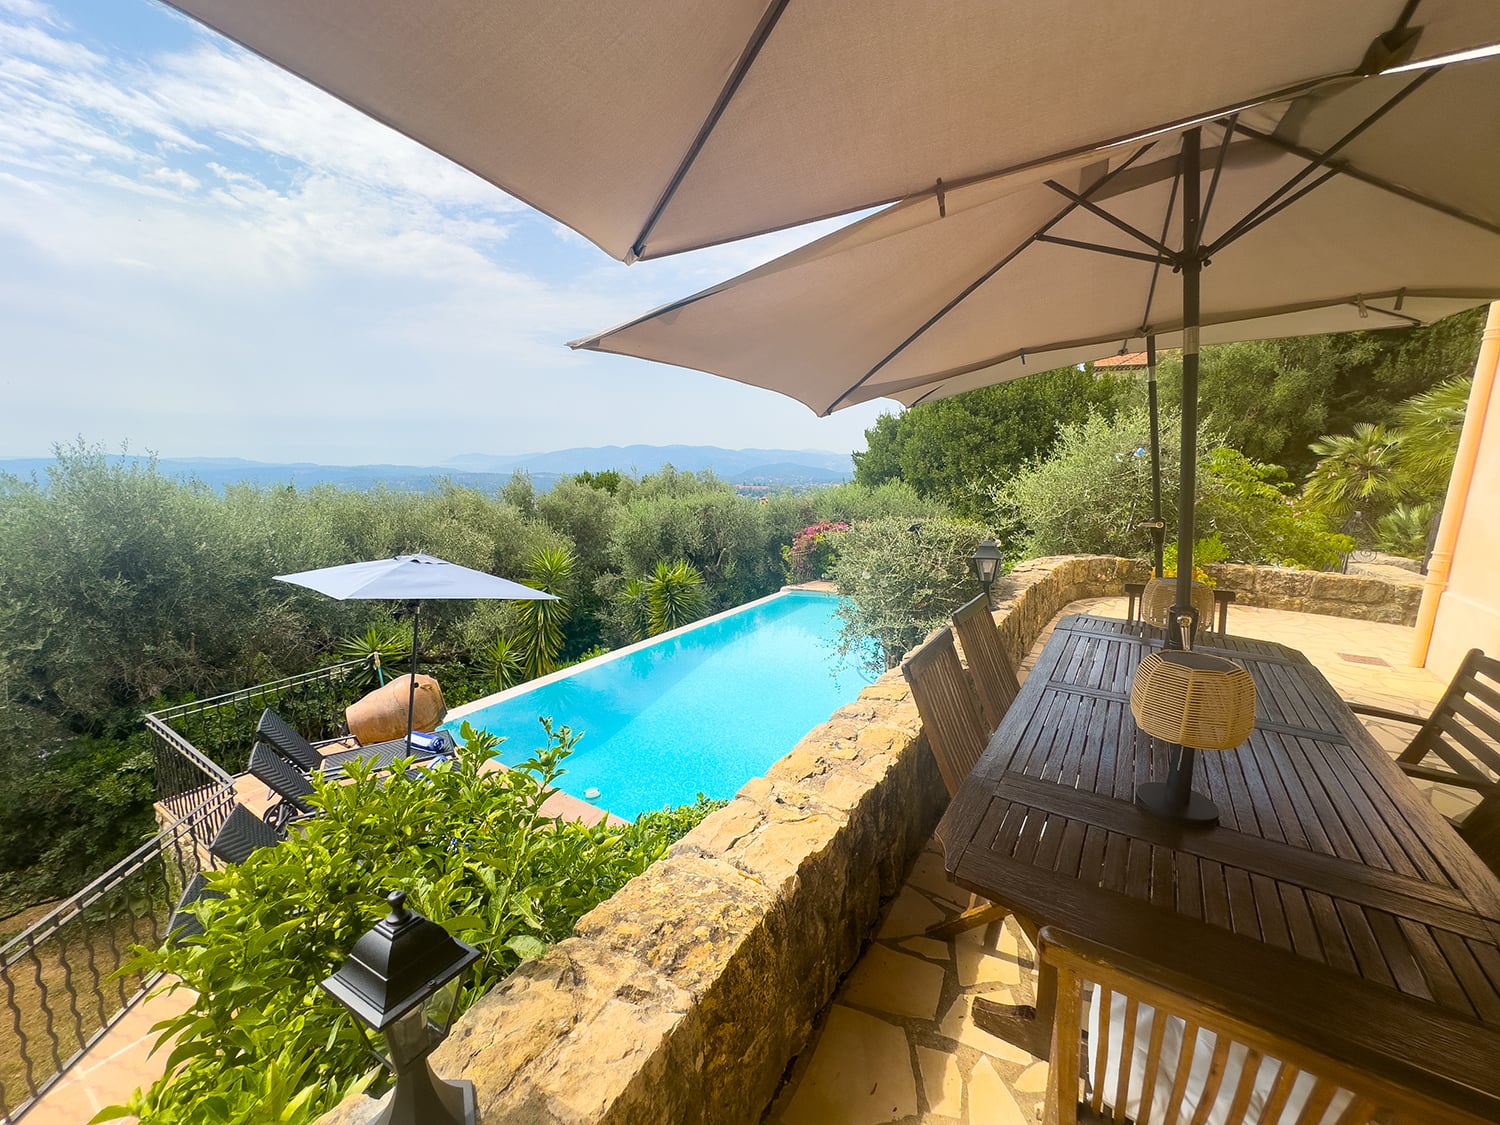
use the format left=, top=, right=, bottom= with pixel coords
left=1425, top=304, right=1500, bottom=680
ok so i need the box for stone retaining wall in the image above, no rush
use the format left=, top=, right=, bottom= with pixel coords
left=317, top=554, right=1419, bottom=1124
left=1202, top=562, right=1422, bottom=626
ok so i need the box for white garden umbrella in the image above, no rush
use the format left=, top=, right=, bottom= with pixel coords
left=275, top=553, right=555, bottom=747
left=573, top=55, right=1500, bottom=635
left=163, top=1, right=1500, bottom=263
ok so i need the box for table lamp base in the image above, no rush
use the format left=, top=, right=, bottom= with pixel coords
left=1135, top=781, right=1220, bottom=825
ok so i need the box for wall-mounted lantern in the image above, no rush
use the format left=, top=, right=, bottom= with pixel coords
left=969, top=538, right=1003, bottom=596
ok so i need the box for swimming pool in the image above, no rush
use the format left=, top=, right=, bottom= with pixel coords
left=444, top=590, right=873, bottom=819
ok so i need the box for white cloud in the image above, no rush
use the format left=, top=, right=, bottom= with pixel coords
left=0, top=2, right=887, bottom=463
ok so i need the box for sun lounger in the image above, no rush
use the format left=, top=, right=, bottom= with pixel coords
left=247, top=742, right=317, bottom=832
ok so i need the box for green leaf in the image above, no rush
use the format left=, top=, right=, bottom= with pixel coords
left=505, top=934, right=548, bottom=961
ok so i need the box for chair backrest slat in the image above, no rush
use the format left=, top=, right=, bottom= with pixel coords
left=208, top=803, right=281, bottom=864
left=951, top=595, right=1021, bottom=733
left=1397, top=649, right=1499, bottom=772
left=901, top=626, right=988, bottom=797
left=1043, top=929, right=1491, bottom=1125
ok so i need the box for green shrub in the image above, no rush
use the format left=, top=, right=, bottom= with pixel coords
left=987, top=406, right=1210, bottom=559
left=828, top=516, right=991, bottom=673
left=104, top=722, right=713, bottom=1125
left=1195, top=448, right=1352, bottom=570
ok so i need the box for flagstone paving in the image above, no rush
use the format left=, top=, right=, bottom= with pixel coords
left=763, top=595, right=1453, bottom=1124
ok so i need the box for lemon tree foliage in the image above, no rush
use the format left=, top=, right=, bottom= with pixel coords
left=98, top=724, right=719, bottom=1125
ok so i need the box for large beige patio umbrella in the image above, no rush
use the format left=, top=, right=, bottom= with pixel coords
left=573, top=55, right=1500, bottom=637
left=163, top=1, right=1499, bottom=263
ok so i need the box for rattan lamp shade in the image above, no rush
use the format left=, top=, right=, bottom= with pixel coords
left=1139, top=576, right=1214, bottom=630
left=1130, top=651, right=1257, bottom=750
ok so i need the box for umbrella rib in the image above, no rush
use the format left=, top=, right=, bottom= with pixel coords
left=821, top=141, right=1161, bottom=415
left=1034, top=234, right=1174, bottom=266
left=1227, top=120, right=1500, bottom=242
left=896, top=288, right=1455, bottom=409
left=1139, top=166, right=1182, bottom=335
left=1207, top=168, right=1344, bottom=254
left=628, top=67, right=1363, bottom=262
left=627, top=0, right=793, bottom=262
left=1043, top=182, right=1176, bottom=258
left=1205, top=68, right=1438, bottom=257
left=1197, top=115, right=1238, bottom=238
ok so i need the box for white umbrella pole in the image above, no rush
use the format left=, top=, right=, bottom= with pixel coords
left=406, top=601, right=421, bottom=749
left=1171, top=127, right=1203, bottom=650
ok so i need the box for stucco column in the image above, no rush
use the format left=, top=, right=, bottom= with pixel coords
left=1411, top=301, right=1500, bottom=667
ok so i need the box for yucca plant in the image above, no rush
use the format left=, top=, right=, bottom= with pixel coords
left=481, top=634, right=525, bottom=692
left=645, top=560, right=707, bottom=637
left=514, top=546, right=574, bottom=680
left=335, top=625, right=413, bottom=690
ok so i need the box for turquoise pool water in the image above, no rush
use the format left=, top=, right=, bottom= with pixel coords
left=444, top=590, right=873, bottom=819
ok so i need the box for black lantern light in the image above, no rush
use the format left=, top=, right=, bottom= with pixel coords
left=969, top=538, right=1003, bottom=597
left=321, top=891, right=482, bottom=1125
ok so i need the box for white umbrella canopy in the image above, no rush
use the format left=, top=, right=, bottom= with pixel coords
left=162, top=0, right=1500, bottom=263
left=275, top=553, right=556, bottom=746
left=274, top=553, right=553, bottom=603
left=573, top=55, right=1500, bottom=640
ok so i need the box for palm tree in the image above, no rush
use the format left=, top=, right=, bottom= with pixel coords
left=1394, top=376, right=1471, bottom=495
left=1302, top=423, right=1406, bottom=528
left=515, top=546, right=574, bottom=679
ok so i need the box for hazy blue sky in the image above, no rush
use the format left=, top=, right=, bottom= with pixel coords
left=0, top=0, right=888, bottom=464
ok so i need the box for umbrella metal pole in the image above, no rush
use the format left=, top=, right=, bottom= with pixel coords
left=1169, top=128, right=1202, bottom=651
left=406, top=601, right=421, bottom=750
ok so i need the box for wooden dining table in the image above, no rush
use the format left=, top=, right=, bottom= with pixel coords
left=935, top=613, right=1500, bottom=1118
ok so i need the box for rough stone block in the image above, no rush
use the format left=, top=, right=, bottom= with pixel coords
left=1256, top=569, right=1314, bottom=598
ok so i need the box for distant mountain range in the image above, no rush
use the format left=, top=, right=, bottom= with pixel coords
left=444, top=445, right=853, bottom=477
left=0, top=446, right=853, bottom=494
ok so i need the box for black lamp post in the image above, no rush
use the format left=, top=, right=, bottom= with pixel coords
left=320, top=891, right=481, bottom=1125
left=969, top=539, right=1003, bottom=599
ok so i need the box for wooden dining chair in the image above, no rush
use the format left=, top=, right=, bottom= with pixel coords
left=901, top=626, right=988, bottom=797
left=1350, top=647, right=1500, bottom=812
left=901, top=626, right=1013, bottom=939
left=1041, top=926, right=1493, bottom=1125
left=950, top=594, right=1020, bottom=733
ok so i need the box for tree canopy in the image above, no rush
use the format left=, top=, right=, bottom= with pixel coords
left=1154, top=308, right=1484, bottom=478
left=853, top=366, right=1126, bottom=516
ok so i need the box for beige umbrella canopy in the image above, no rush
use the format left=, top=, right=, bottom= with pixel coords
left=574, top=55, right=1500, bottom=636
left=572, top=60, right=1500, bottom=414
left=163, top=0, right=1499, bottom=263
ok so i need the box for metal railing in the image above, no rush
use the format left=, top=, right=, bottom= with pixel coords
left=146, top=658, right=366, bottom=825
left=0, top=659, right=369, bottom=1120
left=0, top=800, right=229, bottom=1122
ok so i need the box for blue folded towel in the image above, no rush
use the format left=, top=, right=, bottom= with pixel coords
left=409, top=730, right=455, bottom=754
